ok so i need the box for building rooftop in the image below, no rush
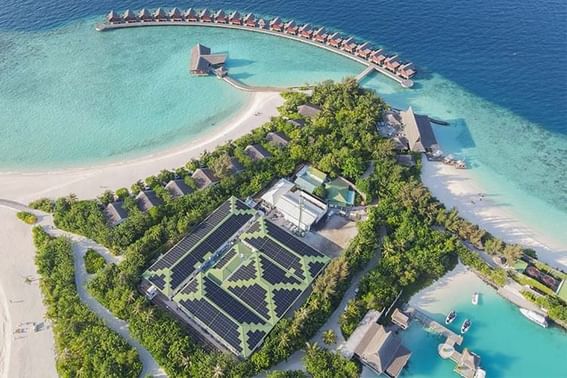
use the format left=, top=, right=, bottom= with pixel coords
left=192, top=168, right=219, bottom=189
left=297, top=103, right=322, bottom=118
left=400, top=107, right=438, bottom=153
left=295, top=165, right=327, bottom=194
left=190, top=43, right=227, bottom=74
left=245, top=144, right=272, bottom=161
left=136, top=190, right=163, bottom=212
left=165, top=179, right=192, bottom=198
left=104, top=201, right=128, bottom=226
left=266, top=131, right=290, bottom=147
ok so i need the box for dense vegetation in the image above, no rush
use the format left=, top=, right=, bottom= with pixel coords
left=35, top=79, right=561, bottom=376
left=16, top=211, right=37, bottom=224
left=84, top=248, right=107, bottom=274
left=522, top=291, right=567, bottom=325
left=32, top=227, right=141, bottom=377
left=303, top=342, right=359, bottom=378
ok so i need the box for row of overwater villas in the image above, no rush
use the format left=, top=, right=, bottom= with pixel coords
left=105, top=8, right=416, bottom=80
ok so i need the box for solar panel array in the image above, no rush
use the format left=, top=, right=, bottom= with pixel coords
left=272, top=288, right=303, bottom=317
left=228, top=284, right=269, bottom=319
left=246, top=330, right=267, bottom=351
left=246, top=236, right=306, bottom=280
left=215, top=248, right=237, bottom=270
left=259, top=255, right=301, bottom=285
left=227, top=260, right=257, bottom=282
left=265, top=220, right=322, bottom=257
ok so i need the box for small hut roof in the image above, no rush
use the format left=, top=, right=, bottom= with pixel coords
left=139, top=8, right=151, bottom=18
left=266, top=131, right=290, bottom=147
left=342, top=36, right=354, bottom=45
left=229, top=157, right=244, bottom=173
left=357, top=42, right=370, bottom=50
left=136, top=190, right=162, bottom=212
left=244, top=13, right=255, bottom=22
left=104, top=201, right=128, bottom=226
left=300, top=23, right=312, bottom=32
left=386, top=55, right=399, bottom=63
left=185, top=8, right=197, bottom=17
left=154, top=8, right=167, bottom=18
left=270, top=16, right=282, bottom=25
left=287, top=118, right=305, bottom=127
left=165, top=179, right=192, bottom=198
left=245, top=144, right=272, bottom=161
left=200, top=8, right=211, bottom=17
left=230, top=11, right=241, bottom=19
left=298, top=103, right=322, bottom=118
left=107, top=10, right=120, bottom=22
left=215, top=9, right=226, bottom=18
left=192, top=168, right=218, bottom=189
left=314, top=26, right=326, bottom=35
left=123, top=9, right=136, bottom=20
left=170, top=7, right=182, bottom=18
left=329, top=32, right=341, bottom=40
left=285, top=20, right=297, bottom=28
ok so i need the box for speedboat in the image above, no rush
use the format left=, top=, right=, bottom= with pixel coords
left=461, top=319, right=472, bottom=334
left=472, top=292, right=479, bottom=305
left=445, top=310, right=457, bottom=325
left=520, top=308, right=548, bottom=328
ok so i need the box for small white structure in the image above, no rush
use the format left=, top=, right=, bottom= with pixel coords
left=262, top=178, right=328, bottom=231
left=145, top=285, right=158, bottom=300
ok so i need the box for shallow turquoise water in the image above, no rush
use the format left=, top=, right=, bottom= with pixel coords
left=0, top=20, right=361, bottom=169
left=396, top=278, right=567, bottom=378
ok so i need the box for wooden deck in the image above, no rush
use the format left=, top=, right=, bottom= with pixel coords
left=406, top=306, right=463, bottom=345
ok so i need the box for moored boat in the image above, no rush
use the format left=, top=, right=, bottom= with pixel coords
left=461, top=319, right=472, bottom=334
left=472, top=292, right=479, bottom=305
left=445, top=310, right=457, bottom=324
left=520, top=308, right=548, bottom=328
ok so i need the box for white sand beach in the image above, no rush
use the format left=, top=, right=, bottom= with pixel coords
left=0, top=91, right=282, bottom=378
left=421, top=159, right=567, bottom=271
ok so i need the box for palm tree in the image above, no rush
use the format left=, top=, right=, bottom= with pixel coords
left=304, top=341, right=319, bottom=356
left=212, top=363, right=224, bottom=378
left=322, top=329, right=336, bottom=345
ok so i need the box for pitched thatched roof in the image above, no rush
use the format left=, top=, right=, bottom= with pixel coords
left=266, top=131, right=290, bottom=147
left=270, top=16, right=282, bottom=25
left=297, top=103, right=321, bottom=118
left=165, top=179, right=192, bottom=198
left=136, top=190, right=162, bottom=212
left=190, top=44, right=227, bottom=73
left=244, top=13, right=255, bottom=23
left=229, top=11, right=241, bottom=19
left=400, top=107, right=438, bottom=153
left=154, top=8, right=167, bottom=18
left=138, top=8, right=151, bottom=19
left=185, top=8, right=197, bottom=18
left=192, top=168, right=218, bottom=189
left=104, top=201, right=128, bottom=226
left=170, top=8, right=182, bottom=18
left=245, top=144, right=272, bottom=161
left=215, top=9, right=226, bottom=18
left=107, top=10, right=121, bottom=22
left=123, top=9, right=137, bottom=21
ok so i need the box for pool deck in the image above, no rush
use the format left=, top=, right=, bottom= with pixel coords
left=96, top=20, right=412, bottom=88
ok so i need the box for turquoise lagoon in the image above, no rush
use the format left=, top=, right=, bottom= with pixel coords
left=389, top=272, right=567, bottom=378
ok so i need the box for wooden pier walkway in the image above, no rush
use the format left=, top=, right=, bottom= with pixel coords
left=355, top=66, right=375, bottom=82
left=406, top=306, right=463, bottom=345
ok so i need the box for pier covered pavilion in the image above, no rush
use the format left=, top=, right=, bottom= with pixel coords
left=400, top=107, right=438, bottom=153
left=189, top=44, right=227, bottom=76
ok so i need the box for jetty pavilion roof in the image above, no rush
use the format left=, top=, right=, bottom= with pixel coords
left=400, top=107, right=438, bottom=153
left=190, top=43, right=227, bottom=74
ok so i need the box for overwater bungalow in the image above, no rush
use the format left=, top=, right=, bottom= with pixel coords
left=327, top=32, right=343, bottom=48
left=192, top=168, right=218, bottom=190
left=122, top=9, right=137, bottom=23
left=257, top=18, right=268, bottom=29
left=341, top=37, right=358, bottom=53
left=199, top=9, right=213, bottom=23
left=384, top=55, right=401, bottom=72
left=165, top=179, right=192, bottom=198
left=185, top=8, right=198, bottom=22
left=214, top=9, right=228, bottom=23
left=370, top=49, right=387, bottom=65
left=106, top=10, right=122, bottom=24
left=169, top=8, right=183, bottom=21
left=312, top=27, right=328, bottom=43
left=299, top=23, right=313, bottom=39
left=229, top=11, right=242, bottom=25
left=136, top=190, right=162, bottom=212
left=245, top=144, right=272, bottom=161
left=154, top=8, right=168, bottom=22
left=266, top=131, right=290, bottom=147
left=270, top=16, right=284, bottom=32
left=356, top=42, right=373, bottom=59
left=284, top=20, right=299, bottom=35
left=397, top=62, right=416, bottom=79
left=138, top=8, right=152, bottom=22
left=244, top=13, right=256, bottom=27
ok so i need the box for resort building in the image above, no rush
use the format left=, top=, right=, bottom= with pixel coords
left=356, top=42, right=373, bottom=59
left=396, top=154, right=416, bottom=167
left=456, top=349, right=482, bottom=378
left=391, top=308, right=410, bottom=330
left=342, top=310, right=411, bottom=378
left=189, top=44, right=227, bottom=76
left=165, top=179, right=192, bottom=199
left=384, top=55, right=401, bottom=73
left=370, top=49, right=387, bottom=66
left=244, top=13, right=256, bottom=27
left=284, top=20, right=299, bottom=35
left=341, top=37, right=358, bottom=53
left=257, top=18, right=268, bottom=29
left=299, top=23, right=313, bottom=39
left=327, top=32, right=343, bottom=48
left=142, top=197, right=329, bottom=358
left=266, top=131, right=290, bottom=147
left=312, top=27, right=328, bottom=43
left=192, top=168, right=219, bottom=190
left=397, top=62, right=416, bottom=79
left=169, top=8, right=183, bottom=22
left=104, top=201, right=128, bottom=227
left=122, top=9, right=137, bottom=23
left=261, top=179, right=328, bottom=231
left=138, top=8, right=152, bottom=22
left=270, top=17, right=284, bottom=32
left=228, top=157, right=244, bottom=174
left=185, top=8, right=198, bottom=22
left=214, top=10, right=228, bottom=24
left=287, top=118, right=305, bottom=128
left=154, top=8, right=168, bottom=22
left=136, top=190, right=163, bottom=212
left=199, top=9, right=213, bottom=23
left=400, top=107, right=438, bottom=153
left=106, top=10, right=121, bottom=24
left=245, top=144, right=272, bottom=161
left=229, top=11, right=242, bottom=25
left=295, top=165, right=327, bottom=194
left=325, top=177, right=355, bottom=207
left=297, top=103, right=322, bottom=118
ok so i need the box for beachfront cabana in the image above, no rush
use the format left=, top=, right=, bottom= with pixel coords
left=266, top=131, right=290, bottom=147
left=122, top=9, right=137, bottom=23
left=370, top=49, right=387, bottom=65
left=190, top=43, right=227, bottom=76
left=165, top=179, right=192, bottom=198
left=192, top=168, right=219, bottom=190
left=284, top=20, right=299, bottom=35
left=327, top=32, right=343, bottom=48
left=136, top=190, right=163, bottom=212
left=397, top=62, right=416, bottom=79
left=169, top=8, right=183, bottom=21
left=154, top=8, right=168, bottom=22
left=287, top=118, right=305, bottom=128
left=313, top=27, right=328, bottom=43
left=244, top=13, right=256, bottom=27
left=228, top=157, right=244, bottom=174
left=299, top=23, right=313, bottom=38
left=185, top=8, right=198, bottom=22
left=400, top=107, right=438, bottom=153
left=138, top=8, right=152, bottom=22
left=341, top=37, right=358, bottom=53
left=107, top=10, right=122, bottom=24
left=199, top=9, right=213, bottom=22
left=297, top=103, right=322, bottom=118
left=214, top=10, right=228, bottom=23
left=384, top=55, right=401, bottom=72
left=229, top=11, right=242, bottom=25
left=270, top=16, right=284, bottom=31
left=245, top=144, right=272, bottom=161
left=104, top=201, right=128, bottom=227
left=356, top=42, right=373, bottom=59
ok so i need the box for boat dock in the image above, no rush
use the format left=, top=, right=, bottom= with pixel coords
left=95, top=9, right=415, bottom=88
left=406, top=306, right=463, bottom=346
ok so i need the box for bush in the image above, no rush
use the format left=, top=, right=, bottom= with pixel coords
left=16, top=211, right=37, bottom=224
left=267, top=371, right=308, bottom=378
left=84, top=249, right=107, bottom=274
left=28, top=198, right=54, bottom=212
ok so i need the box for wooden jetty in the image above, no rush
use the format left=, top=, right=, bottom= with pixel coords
left=406, top=306, right=463, bottom=345
left=95, top=9, right=416, bottom=88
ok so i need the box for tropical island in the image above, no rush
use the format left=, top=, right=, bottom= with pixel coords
left=0, top=7, right=566, bottom=378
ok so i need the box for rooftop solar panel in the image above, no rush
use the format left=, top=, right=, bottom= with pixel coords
left=259, top=255, right=301, bottom=285
left=228, top=260, right=257, bottom=282
left=265, top=220, right=323, bottom=257
left=272, top=287, right=302, bottom=317
left=215, top=248, right=237, bottom=270
left=228, top=284, right=269, bottom=319
left=308, top=261, right=327, bottom=278
left=246, top=236, right=305, bottom=280
left=247, top=329, right=267, bottom=351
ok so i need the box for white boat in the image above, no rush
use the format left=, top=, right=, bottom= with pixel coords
left=445, top=310, right=457, bottom=325
left=472, top=292, right=479, bottom=305
left=461, top=319, right=472, bottom=334
left=520, top=308, right=548, bottom=328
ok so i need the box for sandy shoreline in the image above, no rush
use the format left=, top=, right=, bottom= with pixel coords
left=421, top=159, right=567, bottom=271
